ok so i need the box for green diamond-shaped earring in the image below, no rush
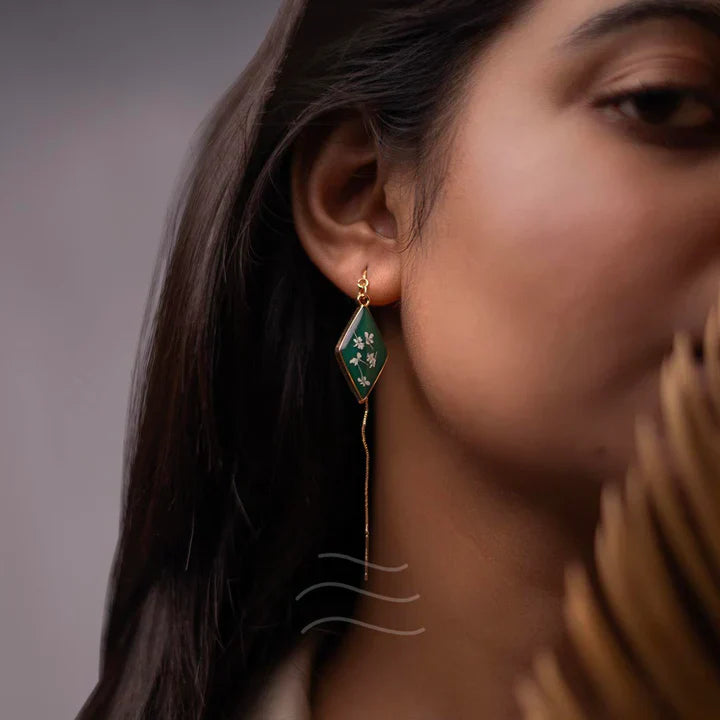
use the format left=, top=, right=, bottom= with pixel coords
left=335, top=266, right=388, bottom=581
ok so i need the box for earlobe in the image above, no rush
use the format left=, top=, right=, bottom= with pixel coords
left=289, top=113, right=403, bottom=306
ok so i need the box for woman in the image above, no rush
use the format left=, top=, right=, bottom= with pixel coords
left=77, top=0, right=720, bottom=718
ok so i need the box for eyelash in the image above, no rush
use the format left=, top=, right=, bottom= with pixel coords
left=593, top=81, right=720, bottom=147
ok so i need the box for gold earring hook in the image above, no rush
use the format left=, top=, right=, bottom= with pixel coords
left=357, top=267, right=370, bottom=307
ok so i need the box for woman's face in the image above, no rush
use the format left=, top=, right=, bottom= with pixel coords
left=398, top=0, right=720, bottom=488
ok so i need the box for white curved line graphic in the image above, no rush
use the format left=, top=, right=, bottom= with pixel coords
left=295, top=581, right=420, bottom=602
left=318, top=552, right=408, bottom=572
left=300, top=616, right=426, bottom=635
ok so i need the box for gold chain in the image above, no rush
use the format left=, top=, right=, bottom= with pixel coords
left=361, top=395, right=370, bottom=581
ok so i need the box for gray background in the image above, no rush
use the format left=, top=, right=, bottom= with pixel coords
left=0, top=2, right=281, bottom=717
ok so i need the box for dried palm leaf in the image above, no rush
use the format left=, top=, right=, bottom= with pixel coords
left=516, top=286, right=720, bottom=720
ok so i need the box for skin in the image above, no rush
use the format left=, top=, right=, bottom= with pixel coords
left=290, top=0, right=720, bottom=717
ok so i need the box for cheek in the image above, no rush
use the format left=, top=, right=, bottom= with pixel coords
left=401, top=120, right=702, bottom=482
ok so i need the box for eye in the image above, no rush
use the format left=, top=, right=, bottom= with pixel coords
left=593, top=81, right=720, bottom=144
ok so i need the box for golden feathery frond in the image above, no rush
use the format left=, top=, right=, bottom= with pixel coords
left=515, top=285, right=720, bottom=720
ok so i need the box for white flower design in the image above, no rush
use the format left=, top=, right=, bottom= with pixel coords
left=343, top=329, right=381, bottom=391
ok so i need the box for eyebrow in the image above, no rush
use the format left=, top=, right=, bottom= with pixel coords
left=557, top=0, right=720, bottom=51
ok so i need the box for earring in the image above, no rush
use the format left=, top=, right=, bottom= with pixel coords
left=335, top=266, right=388, bottom=581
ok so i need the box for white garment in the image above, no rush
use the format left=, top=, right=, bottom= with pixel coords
left=246, top=634, right=320, bottom=720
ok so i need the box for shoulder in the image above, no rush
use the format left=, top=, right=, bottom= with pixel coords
left=246, top=634, right=320, bottom=720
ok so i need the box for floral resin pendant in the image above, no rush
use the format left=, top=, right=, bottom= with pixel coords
left=335, top=304, right=388, bottom=403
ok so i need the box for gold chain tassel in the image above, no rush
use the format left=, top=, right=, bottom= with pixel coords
left=361, top=396, right=370, bottom=582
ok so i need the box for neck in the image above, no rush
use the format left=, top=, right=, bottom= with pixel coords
left=311, top=307, right=602, bottom=720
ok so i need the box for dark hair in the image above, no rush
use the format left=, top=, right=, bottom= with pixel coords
left=77, top=1, right=535, bottom=717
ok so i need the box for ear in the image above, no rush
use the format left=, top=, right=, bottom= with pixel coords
left=290, top=112, right=405, bottom=305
